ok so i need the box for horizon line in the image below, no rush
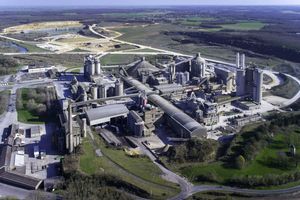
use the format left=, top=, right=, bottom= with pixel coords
left=1, top=4, right=300, bottom=8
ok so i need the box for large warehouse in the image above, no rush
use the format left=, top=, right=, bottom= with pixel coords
left=85, top=104, right=129, bottom=126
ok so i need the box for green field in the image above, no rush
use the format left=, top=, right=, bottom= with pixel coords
left=9, top=54, right=86, bottom=69
left=220, top=22, right=266, bottom=31
left=179, top=17, right=215, bottom=26
left=176, top=127, right=300, bottom=188
left=100, top=54, right=139, bottom=65
left=17, top=109, right=43, bottom=124
left=16, top=88, right=44, bottom=124
left=79, top=135, right=180, bottom=199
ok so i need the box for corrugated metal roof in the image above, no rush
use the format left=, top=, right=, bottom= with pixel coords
left=0, top=171, right=42, bottom=190
left=86, top=104, right=129, bottom=122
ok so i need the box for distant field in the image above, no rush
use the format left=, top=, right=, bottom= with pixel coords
left=100, top=11, right=167, bottom=18
left=3, top=21, right=82, bottom=34
left=179, top=17, right=215, bottom=26
left=220, top=22, right=267, bottom=31
left=100, top=54, right=139, bottom=65
left=9, top=54, right=86, bottom=68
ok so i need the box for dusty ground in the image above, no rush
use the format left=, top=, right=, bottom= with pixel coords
left=2, top=21, right=82, bottom=34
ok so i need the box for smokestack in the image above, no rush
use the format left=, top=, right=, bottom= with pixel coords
left=236, top=52, right=240, bottom=68
left=241, top=54, right=245, bottom=69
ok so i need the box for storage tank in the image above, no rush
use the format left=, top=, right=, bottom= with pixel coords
left=91, top=86, right=98, bottom=100
left=95, top=59, right=101, bottom=75
left=98, top=84, right=107, bottom=98
left=91, top=62, right=95, bottom=75
left=82, top=92, right=88, bottom=101
left=115, top=79, right=124, bottom=96
left=135, top=121, right=144, bottom=137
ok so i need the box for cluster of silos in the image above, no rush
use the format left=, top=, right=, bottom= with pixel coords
left=176, top=71, right=190, bottom=85
left=235, top=58, right=263, bottom=104
left=88, top=79, right=124, bottom=100
left=84, top=55, right=102, bottom=78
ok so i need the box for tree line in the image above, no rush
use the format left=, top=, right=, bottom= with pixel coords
left=166, top=138, right=218, bottom=163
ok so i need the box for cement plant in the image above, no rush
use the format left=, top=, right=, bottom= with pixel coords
left=0, top=4, right=300, bottom=200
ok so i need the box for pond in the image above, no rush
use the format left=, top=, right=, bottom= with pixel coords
left=0, top=41, right=28, bottom=53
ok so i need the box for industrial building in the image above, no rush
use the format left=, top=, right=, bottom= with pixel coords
left=85, top=104, right=129, bottom=126
left=214, top=65, right=235, bottom=93
left=127, top=57, right=160, bottom=80
left=127, top=111, right=146, bottom=137
left=0, top=124, right=43, bottom=190
left=27, top=64, right=53, bottom=74
left=232, top=114, right=262, bottom=127
left=123, top=77, right=207, bottom=139
left=236, top=67, right=263, bottom=104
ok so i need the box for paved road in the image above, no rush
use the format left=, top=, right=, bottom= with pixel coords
left=281, top=73, right=300, bottom=107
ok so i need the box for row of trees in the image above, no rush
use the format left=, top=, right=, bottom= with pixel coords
left=221, top=124, right=271, bottom=168
left=0, top=55, right=18, bottom=75
left=16, top=88, right=47, bottom=116
left=63, top=173, right=138, bottom=200
left=0, top=90, right=10, bottom=115
left=16, top=87, right=57, bottom=121
left=166, top=138, right=218, bottom=163
left=229, top=171, right=300, bottom=187
left=222, top=113, right=300, bottom=170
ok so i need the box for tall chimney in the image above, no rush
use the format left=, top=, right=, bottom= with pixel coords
left=241, top=54, right=245, bottom=69
left=236, top=52, right=240, bottom=68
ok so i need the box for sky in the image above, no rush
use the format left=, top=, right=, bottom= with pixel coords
left=1, top=0, right=300, bottom=7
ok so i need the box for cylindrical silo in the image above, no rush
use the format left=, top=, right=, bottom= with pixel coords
left=135, top=121, right=144, bottom=137
left=91, top=62, right=95, bottom=76
left=82, top=92, right=88, bottom=101
left=115, top=80, right=124, bottom=96
left=95, top=59, right=101, bottom=75
left=91, top=86, right=98, bottom=99
left=98, top=84, right=107, bottom=98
